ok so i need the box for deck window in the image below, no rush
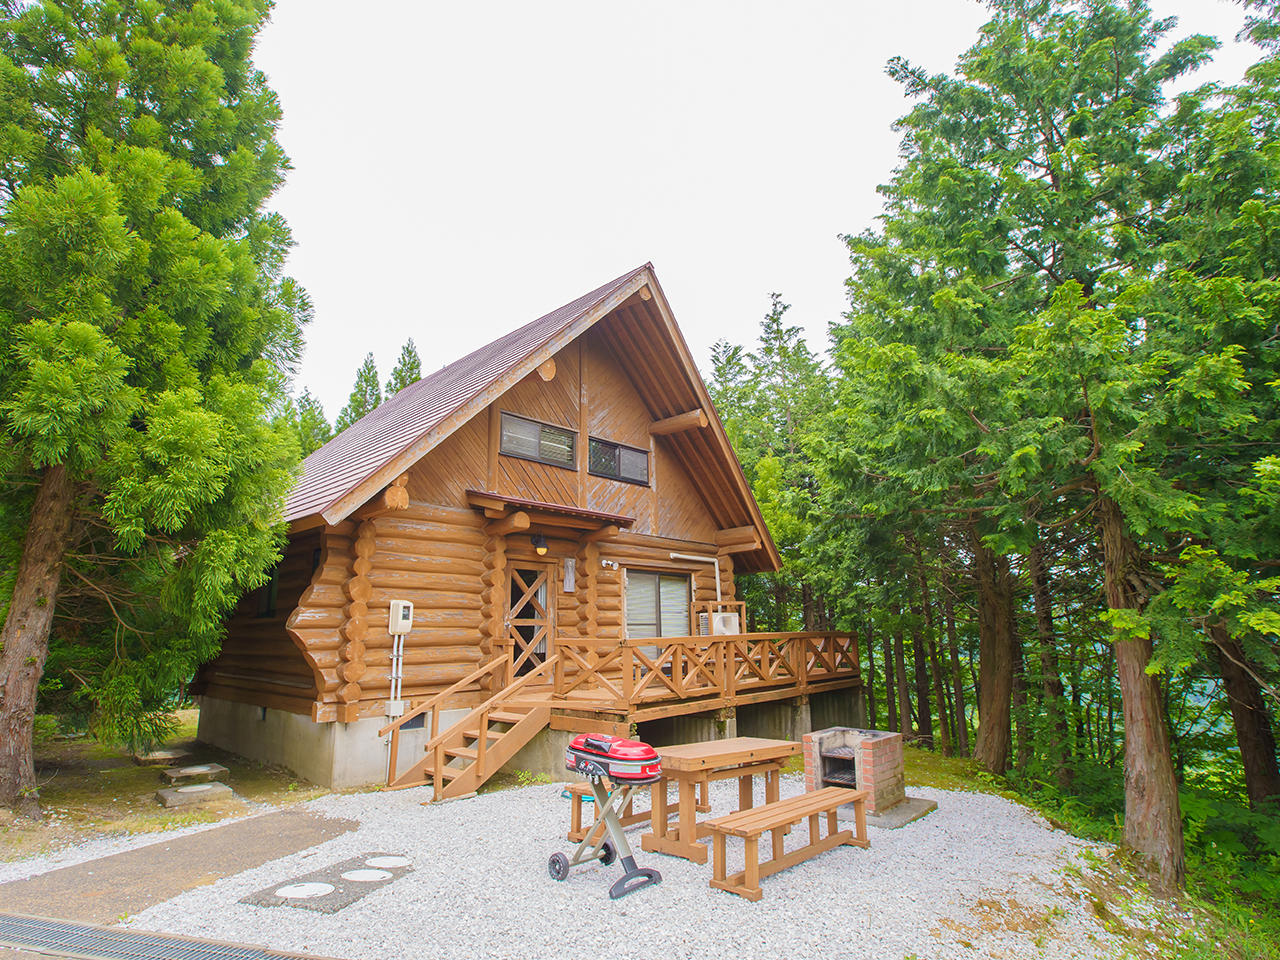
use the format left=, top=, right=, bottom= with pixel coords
left=501, top=412, right=575, bottom=468
left=625, top=571, right=691, bottom=639
left=589, top=437, right=649, bottom=484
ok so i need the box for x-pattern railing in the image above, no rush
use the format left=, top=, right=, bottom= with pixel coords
left=551, top=631, right=859, bottom=710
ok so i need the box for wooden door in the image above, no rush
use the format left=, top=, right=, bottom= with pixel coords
left=507, top=565, right=554, bottom=680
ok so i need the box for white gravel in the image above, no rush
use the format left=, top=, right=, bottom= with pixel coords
left=7, top=777, right=1128, bottom=960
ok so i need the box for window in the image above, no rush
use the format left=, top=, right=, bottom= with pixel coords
left=256, top=565, right=279, bottom=618
left=589, top=437, right=648, bottom=484
left=501, top=413, right=575, bottom=468
left=625, top=571, right=691, bottom=639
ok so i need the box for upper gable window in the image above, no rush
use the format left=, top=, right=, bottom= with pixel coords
left=589, top=437, right=649, bottom=485
left=501, top=412, right=576, bottom=468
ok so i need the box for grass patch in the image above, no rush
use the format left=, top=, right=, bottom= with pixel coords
left=0, top=708, right=327, bottom=862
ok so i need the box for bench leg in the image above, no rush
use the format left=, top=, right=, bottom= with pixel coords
left=713, top=831, right=726, bottom=883
left=810, top=812, right=819, bottom=846
left=845, top=796, right=871, bottom=848
left=568, top=791, right=585, bottom=843
left=743, top=836, right=761, bottom=900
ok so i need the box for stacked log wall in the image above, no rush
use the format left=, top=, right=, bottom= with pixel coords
left=197, top=525, right=346, bottom=715
left=360, top=503, right=489, bottom=706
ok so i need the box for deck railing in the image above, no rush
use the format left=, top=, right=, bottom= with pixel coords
left=551, top=631, right=860, bottom=712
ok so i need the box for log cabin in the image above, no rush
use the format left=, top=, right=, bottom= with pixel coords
left=193, top=264, right=864, bottom=792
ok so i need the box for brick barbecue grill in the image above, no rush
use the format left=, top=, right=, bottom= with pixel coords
left=802, top=727, right=905, bottom=815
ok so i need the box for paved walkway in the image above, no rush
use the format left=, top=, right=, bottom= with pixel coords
left=0, top=809, right=356, bottom=960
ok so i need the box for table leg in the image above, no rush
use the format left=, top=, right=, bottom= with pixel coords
left=679, top=777, right=697, bottom=848
left=738, top=773, right=753, bottom=812
left=641, top=775, right=707, bottom=863
left=651, top=777, right=668, bottom=839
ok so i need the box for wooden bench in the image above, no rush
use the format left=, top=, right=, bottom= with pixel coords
left=705, top=786, right=869, bottom=901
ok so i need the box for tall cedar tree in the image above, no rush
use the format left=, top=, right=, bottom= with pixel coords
left=826, top=0, right=1222, bottom=886
left=385, top=338, right=422, bottom=397
left=335, top=352, right=381, bottom=432
left=0, top=0, right=307, bottom=816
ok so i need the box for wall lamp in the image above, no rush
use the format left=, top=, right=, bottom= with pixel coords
left=531, top=533, right=548, bottom=556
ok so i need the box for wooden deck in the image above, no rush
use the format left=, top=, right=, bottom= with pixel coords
left=512, top=631, right=861, bottom=723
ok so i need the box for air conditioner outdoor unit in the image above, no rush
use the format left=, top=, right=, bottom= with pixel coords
left=711, top=612, right=741, bottom=636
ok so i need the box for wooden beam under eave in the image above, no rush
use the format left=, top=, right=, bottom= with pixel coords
left=718, top=539, right=761, bottom=555
left=580, top=524, right=620, bottom=543
left=288, top=514, right=328, bottom=535
left=486, top=511, right=530, bottom=536
left=649, top=409, right=708, bottom=436
left=714, top=525, right=759, bottom=547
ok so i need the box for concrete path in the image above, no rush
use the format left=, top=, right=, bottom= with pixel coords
left=0, top=808, right=356, bottom=960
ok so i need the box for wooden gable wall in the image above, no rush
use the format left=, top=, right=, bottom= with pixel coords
left=209, top=321, right=742, bottom=722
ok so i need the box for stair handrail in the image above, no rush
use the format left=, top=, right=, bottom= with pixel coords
left=381, top=656, right=510, bottom=788
left=423, top=654, right=561, bottom=800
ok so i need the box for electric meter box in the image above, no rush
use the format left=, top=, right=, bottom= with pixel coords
left=388, top=599, right=414, bottom=635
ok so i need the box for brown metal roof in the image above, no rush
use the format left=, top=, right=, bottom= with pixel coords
left=285, top=264, right=782, bottom=573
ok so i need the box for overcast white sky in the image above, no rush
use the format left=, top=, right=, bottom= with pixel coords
left=254, top=1, right=1263, bottom=422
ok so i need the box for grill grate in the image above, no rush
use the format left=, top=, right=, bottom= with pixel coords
left=0, top=913, right=277, bottom=960
left=823, top=769, right=858, bottom=786
left=819, top=745, right=858, bottom=759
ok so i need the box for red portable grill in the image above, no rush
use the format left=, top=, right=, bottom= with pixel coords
left=549, top=734, right=662, bottom=899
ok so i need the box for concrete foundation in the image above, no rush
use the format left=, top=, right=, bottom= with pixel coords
left=196, top=697, right=468, bottom=789
left=504, top=726, right=580, bottom=783
left=638, top=708, right=737, bottom=748
left=810, top=688, right=866, bottom=730
left=737, top=698, right=812, bottom=741
left=199, top=685, right=869, bottom=789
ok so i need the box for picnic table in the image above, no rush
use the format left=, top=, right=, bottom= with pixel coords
left=640, top=736, right=801, bottom=864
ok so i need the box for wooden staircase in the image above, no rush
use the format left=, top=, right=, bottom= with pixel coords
left=381, top=655, right=556, bottom=801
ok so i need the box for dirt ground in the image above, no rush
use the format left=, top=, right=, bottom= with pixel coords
left=0, top=709, right=329, bottom=863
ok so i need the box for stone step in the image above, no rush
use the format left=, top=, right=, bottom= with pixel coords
left=154, top=782, right=234, bottom=808
left=161, top=763, right=230, bottom=785
left=133, top=748, right=193, bottom=767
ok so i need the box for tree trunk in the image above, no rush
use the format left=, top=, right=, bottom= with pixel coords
left=911, top=618, right=933, bottom=748
left=864, top=621, right=878, bottom=730
left=969, top=528, right=1014, bottom=775
left=1030, top=539, right=1072, bottom=790
left=0, top=464, right=77, bottom=818
left=941, top=567, right=969, bottom=756
left=882, top=625, right=897, bottom=733
left=802, top=582, right=816, bottom=632
left=892, top=604, right=913, bottom=738
left=1098, top=495, right=1184, bottom=889
left=1210, top=627, right=1280, bottom=809
left=910, top=543, right=951, bottom=756
left=1011, top=623, right=1030, bottom=772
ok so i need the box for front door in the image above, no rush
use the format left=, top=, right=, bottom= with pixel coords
left=507, top=565, right=554, bottom=679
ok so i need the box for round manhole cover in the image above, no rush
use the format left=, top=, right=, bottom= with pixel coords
left=275, top=882, right=335, bottom=899
left=341, top=869, right=393, bottom=882
left=365, top=856, right=411, bottom=868
left=176, top=784, right=214, bottom=793
left=177, top=765, right=213, bottom=774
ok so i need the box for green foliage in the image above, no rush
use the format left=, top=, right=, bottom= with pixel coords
left=386, top=338, right=422, bottom=397
left=0, top=0, right=308, bottom=755
left=334, top=352, right=381, bottom=433
left=706, top=293, right=832, bottom=630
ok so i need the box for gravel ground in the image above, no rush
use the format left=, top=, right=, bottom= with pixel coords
left=72, top=777, right=1137, bottom=960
